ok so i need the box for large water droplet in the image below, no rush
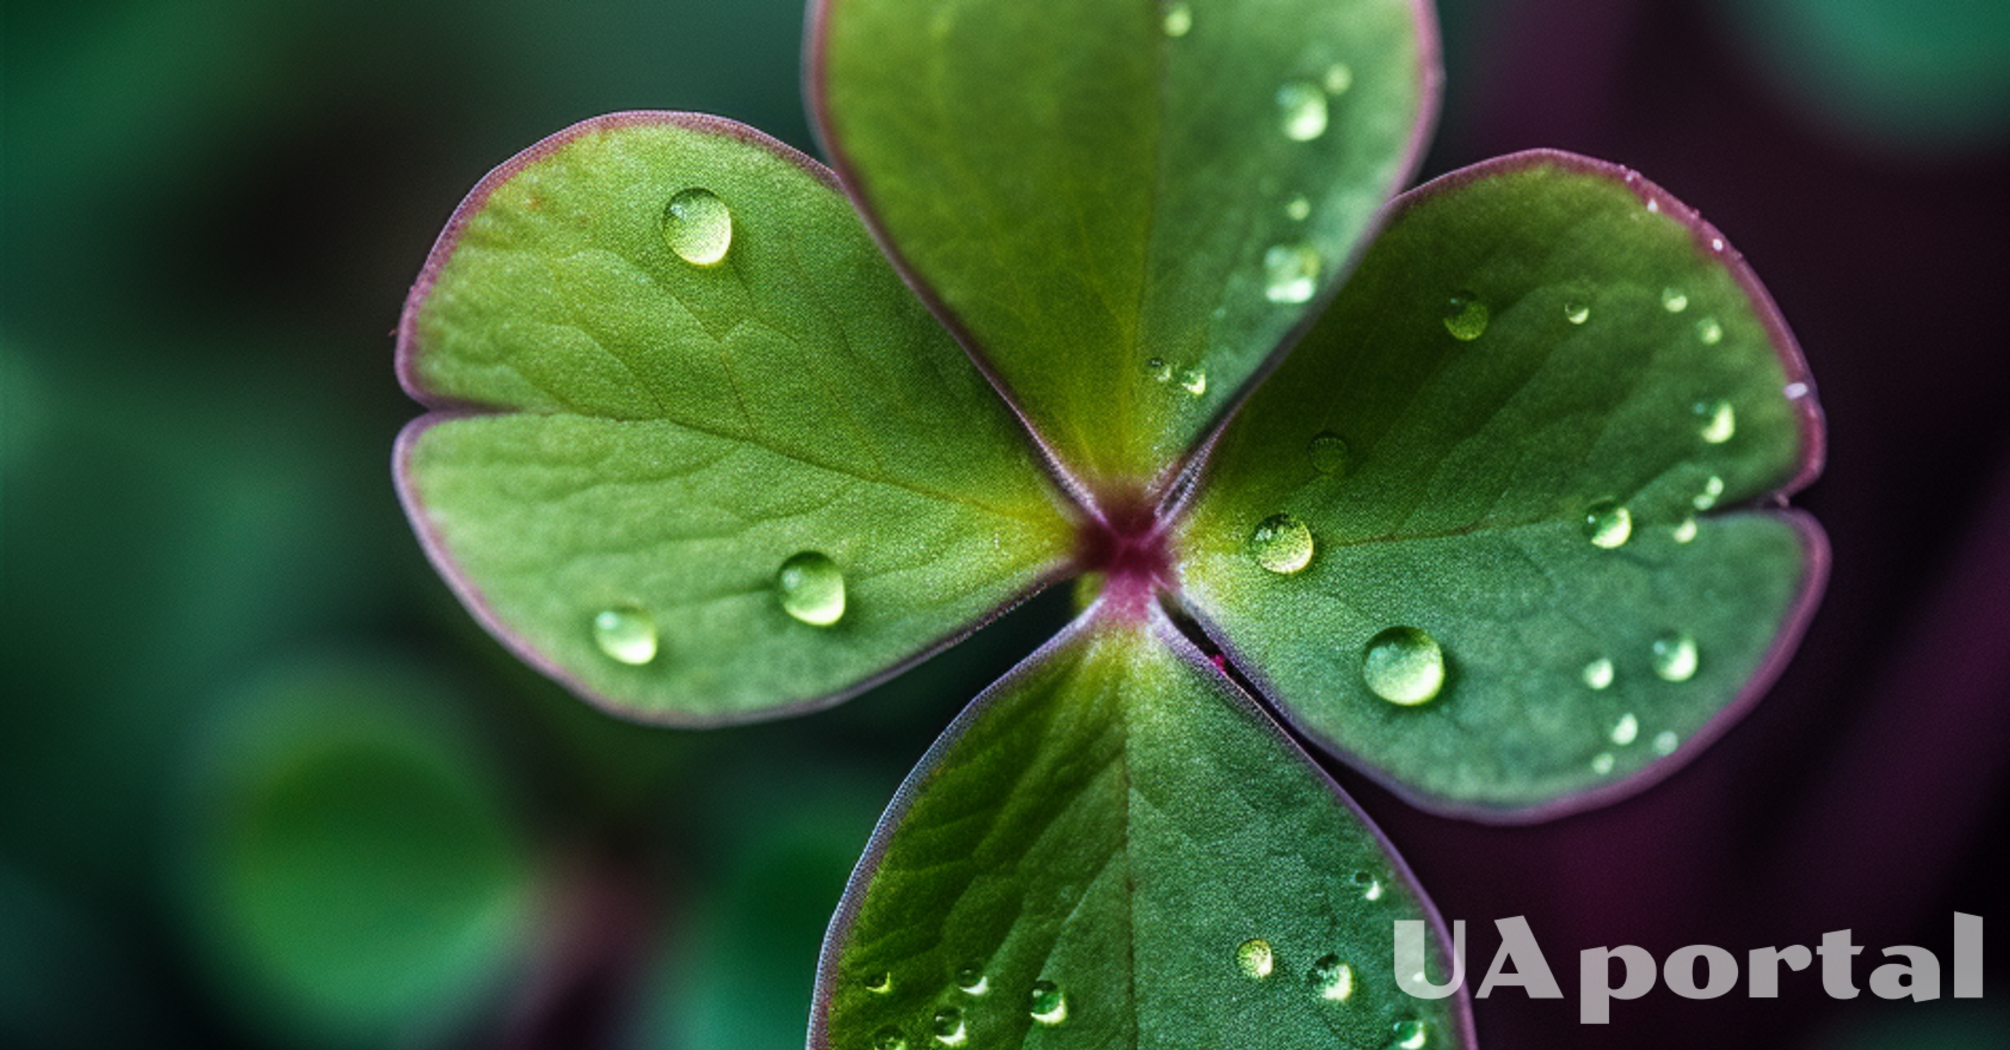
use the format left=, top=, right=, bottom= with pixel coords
left=592, top=606, right=658, bottom=665
left=661, top=188, right=732, bottom=266
left=1611, top=712, right=1640, bottom=746
left=1590, top=752, right=1616, bottom=775
left=1441, top=292, right=1489, bottom=341
left=1285, top=194, right=1312, bottom=221
left=1264, top=244, right=1321, bottom=303
left=1564, top=299, right=1591, bottom=325
left=1693, top=475, right=1725, bottom=511
left=1311, top=955, right=1354, bottom=1001
left=1236, top=938, right=1275, bottom=979
left=1276, top=81, right=1329, bottom=141
left=1248, top=513, right=1314, bottom=575
left=1582, top=657, right=1614, bottom=691
left=1651, top=631, right=1699, bottom=682
left=1324, top=62, right=1354, bottom=95
left=1694, top=399, right=1735, bottom=444
left=1583, top=499, right=1633, bottom=549
left=1672, top=516, right=1699, bottom=544
left=932, top=1007, right=968, bottom=1047
left=1391, top=1018, right=1429, bottom=1050
left=865, top=972, right=893, bottom=995
left=1178, top=366, right=1208, bottom=396
left=1162, top=2, right=1193, bottom=37
left=955, top=966, right=990, bottom=996
left=1653, top=730, right=1679, bottom=755
left=777, top=551, right=846, bottom=626
left=1029, top=981, right=1067, bottom=1026
left=1308, top=431, right=1349, bottom=475
left=1661, top=287, right=1690, bottom=313
left=1696, top=316, right=1724, bottom=345
left=1363, top=627, right=1445, bottom=705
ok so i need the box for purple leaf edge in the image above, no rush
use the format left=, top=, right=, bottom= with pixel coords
left=391, top=111, right=1073, bottom=729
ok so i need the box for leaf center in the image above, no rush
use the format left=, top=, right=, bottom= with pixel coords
left=1074, top=490, right=1173, bottom=619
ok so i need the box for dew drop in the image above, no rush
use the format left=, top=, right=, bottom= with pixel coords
left=1672, top=516, right=1699, bottom=544
left=1590, top=752, right=1616, bottom=775
left=1178, top=365, right=1208, bottom=396
left=1651, top=631, right=1699, bottom=682
left=1582, top=499, right=1633, bottom=549
left=660, top=187, right=732, bottom=266
left=1564, top=299, right=1591, bottom=325
left=1582, top=657, right=1614, bottom=691
left=1144, top=356, right=1172, bottom=383
left=1264, top=243, right=1321, bottom=303
left=592, top=606, right=658, bottom=665
left=1285, top=194, right=1312, bottom=221
left=1324, top=62, right=1354, bottom=95
left=1276, top=81, right=1329, bottom=141
left=1693, top=475, right=1725, bottom=511
left=1711, top=237, right=1726, bottom=253
left=1785, top=381, right=1810, bottom=400
left=1363, top=627, right=1445, bottom=705
left=776, top=551, right=846, bottom=626
left=1612, top=712, right=1640, bottom=746
left=873, top=1027, right=908, bottom=1050
left=1441, top=292, right=1489, bottom=341
left=1162, top=2, right=1193, bottom=37
left=1391, top=1018, right=1429, bottom=1050
left=1236, top=938, right=1275, bottom=979
left=1311, top=955, right=1354, bottom=1001
left=955, top=966, right=990, bottom=996
left=1694, top=399, right=1735, bottom=443
left=1647, top=199, right=1662, bottom=214
left=865, top=972, right=893, bottom=995
left=1696, top=316, right=1725, bottom=345
left=1308, top=430, right=1350, bottom=475
left=1653, top=730, right=1680, bottom=755
left=1661, top=287, right=1690, bottom=313
left=932, top=1007, right=968, bottom=1047
left=1351, top=870, right=1386, bottom=901
left=1029, top=981, right=1067, bottom=1025
left=1248, top=513, right=1315, bottom=575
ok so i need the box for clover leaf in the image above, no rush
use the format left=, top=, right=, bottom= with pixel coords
left=394, top=0, right=1826, bottom=1046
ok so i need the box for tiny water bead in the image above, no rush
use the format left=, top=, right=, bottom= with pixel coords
left=866, top=971, right=894, bottom=994
left=1441, top=292, right=1489, bottom=341
left=872, top=1027, right=907, bottom=1050
left=1276, top=80, right=1329, bottom=141
left=1311, top=955, right=1354, bottom=1001
left=932, top=1007, right=968, bottom=1047
left=955, top=966, right=989, bottom=996
left=1564, top=299, right=1591, bottom=325
left=1391, top=1018, right=1429, bottom=1050
left=1323, top=62, right=1354, bottom=94
left=1661, top=287, right=1690, bottom=313
left=1785, top=381, right=1811, bottom=400
left=1673, top=516, right=1699, bottom=544
left=1651, top=631, right=1700, bottom=682
left=592, top=606, right=658, bottom=665
left=1696, top=316, right=1725, bottom=346
left=1144, top=356, right=1172, bottom=383
left=1582, top=499, right=1633, bottom=549
left=1248, top=513, right=1315, bottom=575
left=1352, top=870, right=1386, bottom=901
left=1362, top=626, right=1445, bottom=706
left=1653, top=730, right=1680, bottom=755
left=1308, top=430, right=1349, bottom=475
left=660, top=187, right=732, bottom=266
left=1611, top=712, right=1640, bottom=746
left=777, top=551, right=846, bottom=626
left=1582, top=657, right=1615, bottom=691
left=1162, top=1, right=1193, bottom=36
left=1236, top=938, right=1275, bottom=979
left=1264, top=243, right=1321, bottom=303
left=1694, top=398, right=1736, bottom=444
left=1178, top=366, right=1208, bottom=396
left=1029, top=981, right=1067, bottom=1025
left=1693, top=475, right=1725, bottom=511
left=1590, top=752, right=1616, bottom=776
left=1285, top=194, right=1312, bottom=221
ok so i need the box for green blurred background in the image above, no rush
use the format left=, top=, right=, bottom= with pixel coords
left=3, top=0, right=2007, bottom=1048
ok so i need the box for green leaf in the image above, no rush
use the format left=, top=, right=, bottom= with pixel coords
left=1177, top=152, right=1827, bottom=815
left=815, top=0, right=1437, bottom=487
left=812, top=611, right=1471, bottom=1050
left=397, top=113, right=1075, bottom=724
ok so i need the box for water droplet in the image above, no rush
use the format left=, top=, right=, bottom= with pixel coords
left=1363, top=626, right=1445, bottom=705
left=1276, top=81, right=1329, bottom=141
left=1611, top=713, right=1640, bottom=746
left=1324, top=62, right=1354, bottom=95
left=1653, top=730, right=1679, bottom=755
left=1029, top=981, right=1067, bottom=1025
left=1583, top=499, right=1633, bottom=549
left=1693, top=475, right=1725, bottom=511
left=1711, top=237, right=1726, bottom=253
left=1391, top=1018, right=1429, bottom=1050
left=776, top=551, right=846, bottom=626
left=1352, top=870, right=1386, bottom=901
left=1235, top=938, right=1275, bottom=979
left=1696, top=316, right=1724, bottom=345
left=1178, top=366, right=1208, bottom=396
left=1647, top=199, right=1662, bottom=214
left=1651, top=631, right=1699, bottom=682
left=1144, top=356, right=1172, bottom=383
left=1248, top=513, right=1314, bottom=575
left=660, top=188, right=732, bottom=266
left=865, top=972, right=893, bottom=994
left=1264, top=243, right=1321, bottom=303
left=1785, top=381, right=1810, bottom=400
left=932, top=1007, right=968, bottom=1047
left=1694, top=399, right=1735, bottom=443
left=1672, top=516, right=1699, bottom=544
left=1590, top=752, right=1616, bottom=775
left=1661, top=287, right=1689, bottom=313
left=1564, top=299, right=1591, bottom=325
left=1285, top=194, right=1312, bottom=221
left=1308, top=431, right=1349, bottom=475
left=1162, top=2, right=1193, bottom=37
left=592, top=606, right=658, bottom=665
left=1441, top=292, right=1489, bottom=341
left=1311, top=955, right=1354, bottom=1001
left=955, top=966, right=990, bottom=996
left=1582, top=657, right=1614, bottom=691
left=873, top=1027, right=908, bottom=1050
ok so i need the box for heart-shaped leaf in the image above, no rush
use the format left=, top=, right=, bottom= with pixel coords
left=812, top=609, right=1472, bottom=1050
left=814, top=0, right=1439, bottom=487
left=397, top=113, right=1075, bottom=723
left=1177, top=151, right=1827, bottom=816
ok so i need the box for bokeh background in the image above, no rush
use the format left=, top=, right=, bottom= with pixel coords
left=3, top=0, right=2007, bottom=1047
